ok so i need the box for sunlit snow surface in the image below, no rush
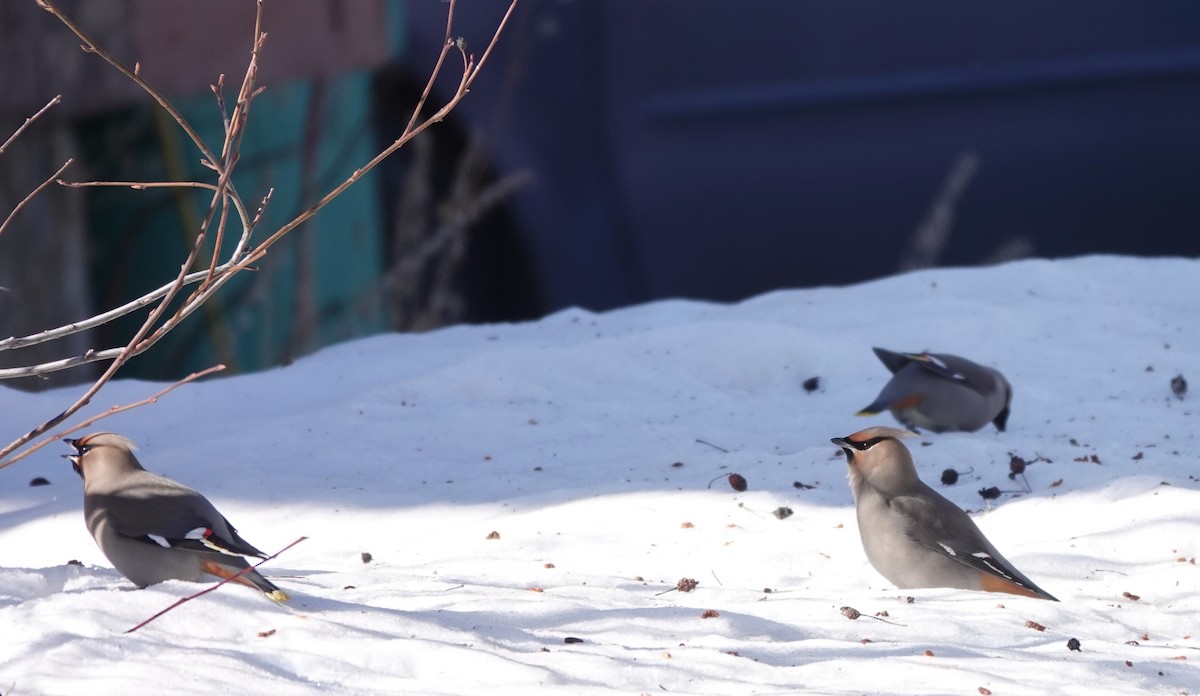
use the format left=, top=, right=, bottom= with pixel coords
left=2, top=256, right=1197, bottom=695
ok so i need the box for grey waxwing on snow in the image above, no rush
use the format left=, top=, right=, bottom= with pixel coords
left=64, top=432, right=289, bottom=601
left=857, top=347, right=1012, bottom=433
left=832, top=426, right=1057, bottom=601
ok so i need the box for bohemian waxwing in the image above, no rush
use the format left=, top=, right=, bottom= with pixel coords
left=832, top=426, right=1057, bottom=601
left=64, top=432, right=289, bottom=601
left=857, top=347, right=1012, bottom=433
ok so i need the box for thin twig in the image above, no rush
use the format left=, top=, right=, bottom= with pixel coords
left=125, top=536, right=308, bottom=634
left=695, top=438, right=730, bottom=454
left=0, top=159, right=73, bottom=238
left=0, top=364, right=225, bottom=470
left=58, top=179, right=223, bottom=192
left=0, top=94, right=61, bottom=154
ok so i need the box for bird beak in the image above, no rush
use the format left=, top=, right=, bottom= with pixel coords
left=62, top=438, right=84, bottom=478
left=830, top=437, right=856, bottom=463
left=63, top=453, right=82, bottom=478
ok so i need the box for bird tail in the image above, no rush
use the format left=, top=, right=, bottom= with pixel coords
left=201, top=559, right=290, bottom=602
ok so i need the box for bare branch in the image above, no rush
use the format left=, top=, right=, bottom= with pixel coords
left=0, top=94, right=62, bottom=155
left=0, top=0, right=517, bottom=465
left=59, top=179, right=222, bottom=193
left=0, top=158, right=73, bottom=238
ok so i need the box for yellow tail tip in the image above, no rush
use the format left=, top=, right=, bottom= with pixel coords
left=266, top=589, right=290, bottom=602
left=855, top=409, right=880, bottom=417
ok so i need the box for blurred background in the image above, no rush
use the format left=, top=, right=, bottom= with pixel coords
left=2, top=0, right=1199, bottom=388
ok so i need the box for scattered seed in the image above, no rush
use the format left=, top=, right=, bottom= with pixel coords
left=708, top=473, right=747, bottom=491
left=258, top=629, right=276, bottom=638
left=1067, top=637, right=1081, bottom=651
left=1122, top=591, right=1141, bottom=602
left=700, top=609, right=720, bottom=618
left=1132, top=452, right=1144, bottom=461
left=941, top=469, right=960, bottom=485
left=924, top=650, right=935, bottom=657
left=1125, top=660, right=1133, bottom=667
left=840, top=606, right=862, bottom=620
left=1171, top=374, right=1187, bottom=399
left=681, top=521, right=695, bottom=528
left=544, top=562, right=556, bottom=569
left=486, top=531, right=501, bottom=540
left=564, top=637, right=584, bottom=644
left=361, top=552, right=373, bottom=564
left=677, top=578, right=699, bottom=593
left=978, top=486, right=1001, bottom=500
left=802, top=376, right=821, bottom=392
left=793, top=481, right=816, bottom=490
left=1049, top=479, right=1064, bottom=488
left=1025, top=620, right=1047, bottom=632
left=1009, top=456, right=1027, bottom=477
left=978, top=688, right=992, bottom=695
left=772, top=506, right=793, bottom=520
left=29, top=477, right=51, bottom=487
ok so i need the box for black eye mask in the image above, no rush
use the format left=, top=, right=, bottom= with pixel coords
left=831, top=436, right=888, bottom=452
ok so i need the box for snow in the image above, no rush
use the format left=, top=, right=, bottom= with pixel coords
left=2, top=255, right=1198, bottom=695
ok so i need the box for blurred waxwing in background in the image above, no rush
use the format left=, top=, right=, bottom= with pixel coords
left=857, top=347, right=1012, bottom=433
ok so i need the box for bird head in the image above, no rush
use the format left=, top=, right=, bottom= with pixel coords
left=831, top=426, right=920, bottom=496
left=63, top=432, right=143, bottom=482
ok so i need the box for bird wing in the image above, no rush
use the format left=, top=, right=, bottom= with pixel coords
left=93, top=485, right=266, bottom=558
left=907, top=353, right=970, bottom=383
left=889, top=491, right=1038, bottom=590
left=871, top=347, right=915, bottom=375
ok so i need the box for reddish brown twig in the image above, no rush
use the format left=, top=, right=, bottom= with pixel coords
left=125, top=536, right=308, bottom=634
left=0, top=364, right=225, bottom=470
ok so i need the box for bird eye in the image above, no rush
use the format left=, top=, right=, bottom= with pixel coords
left=845, top=436, right=887, bottom=451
